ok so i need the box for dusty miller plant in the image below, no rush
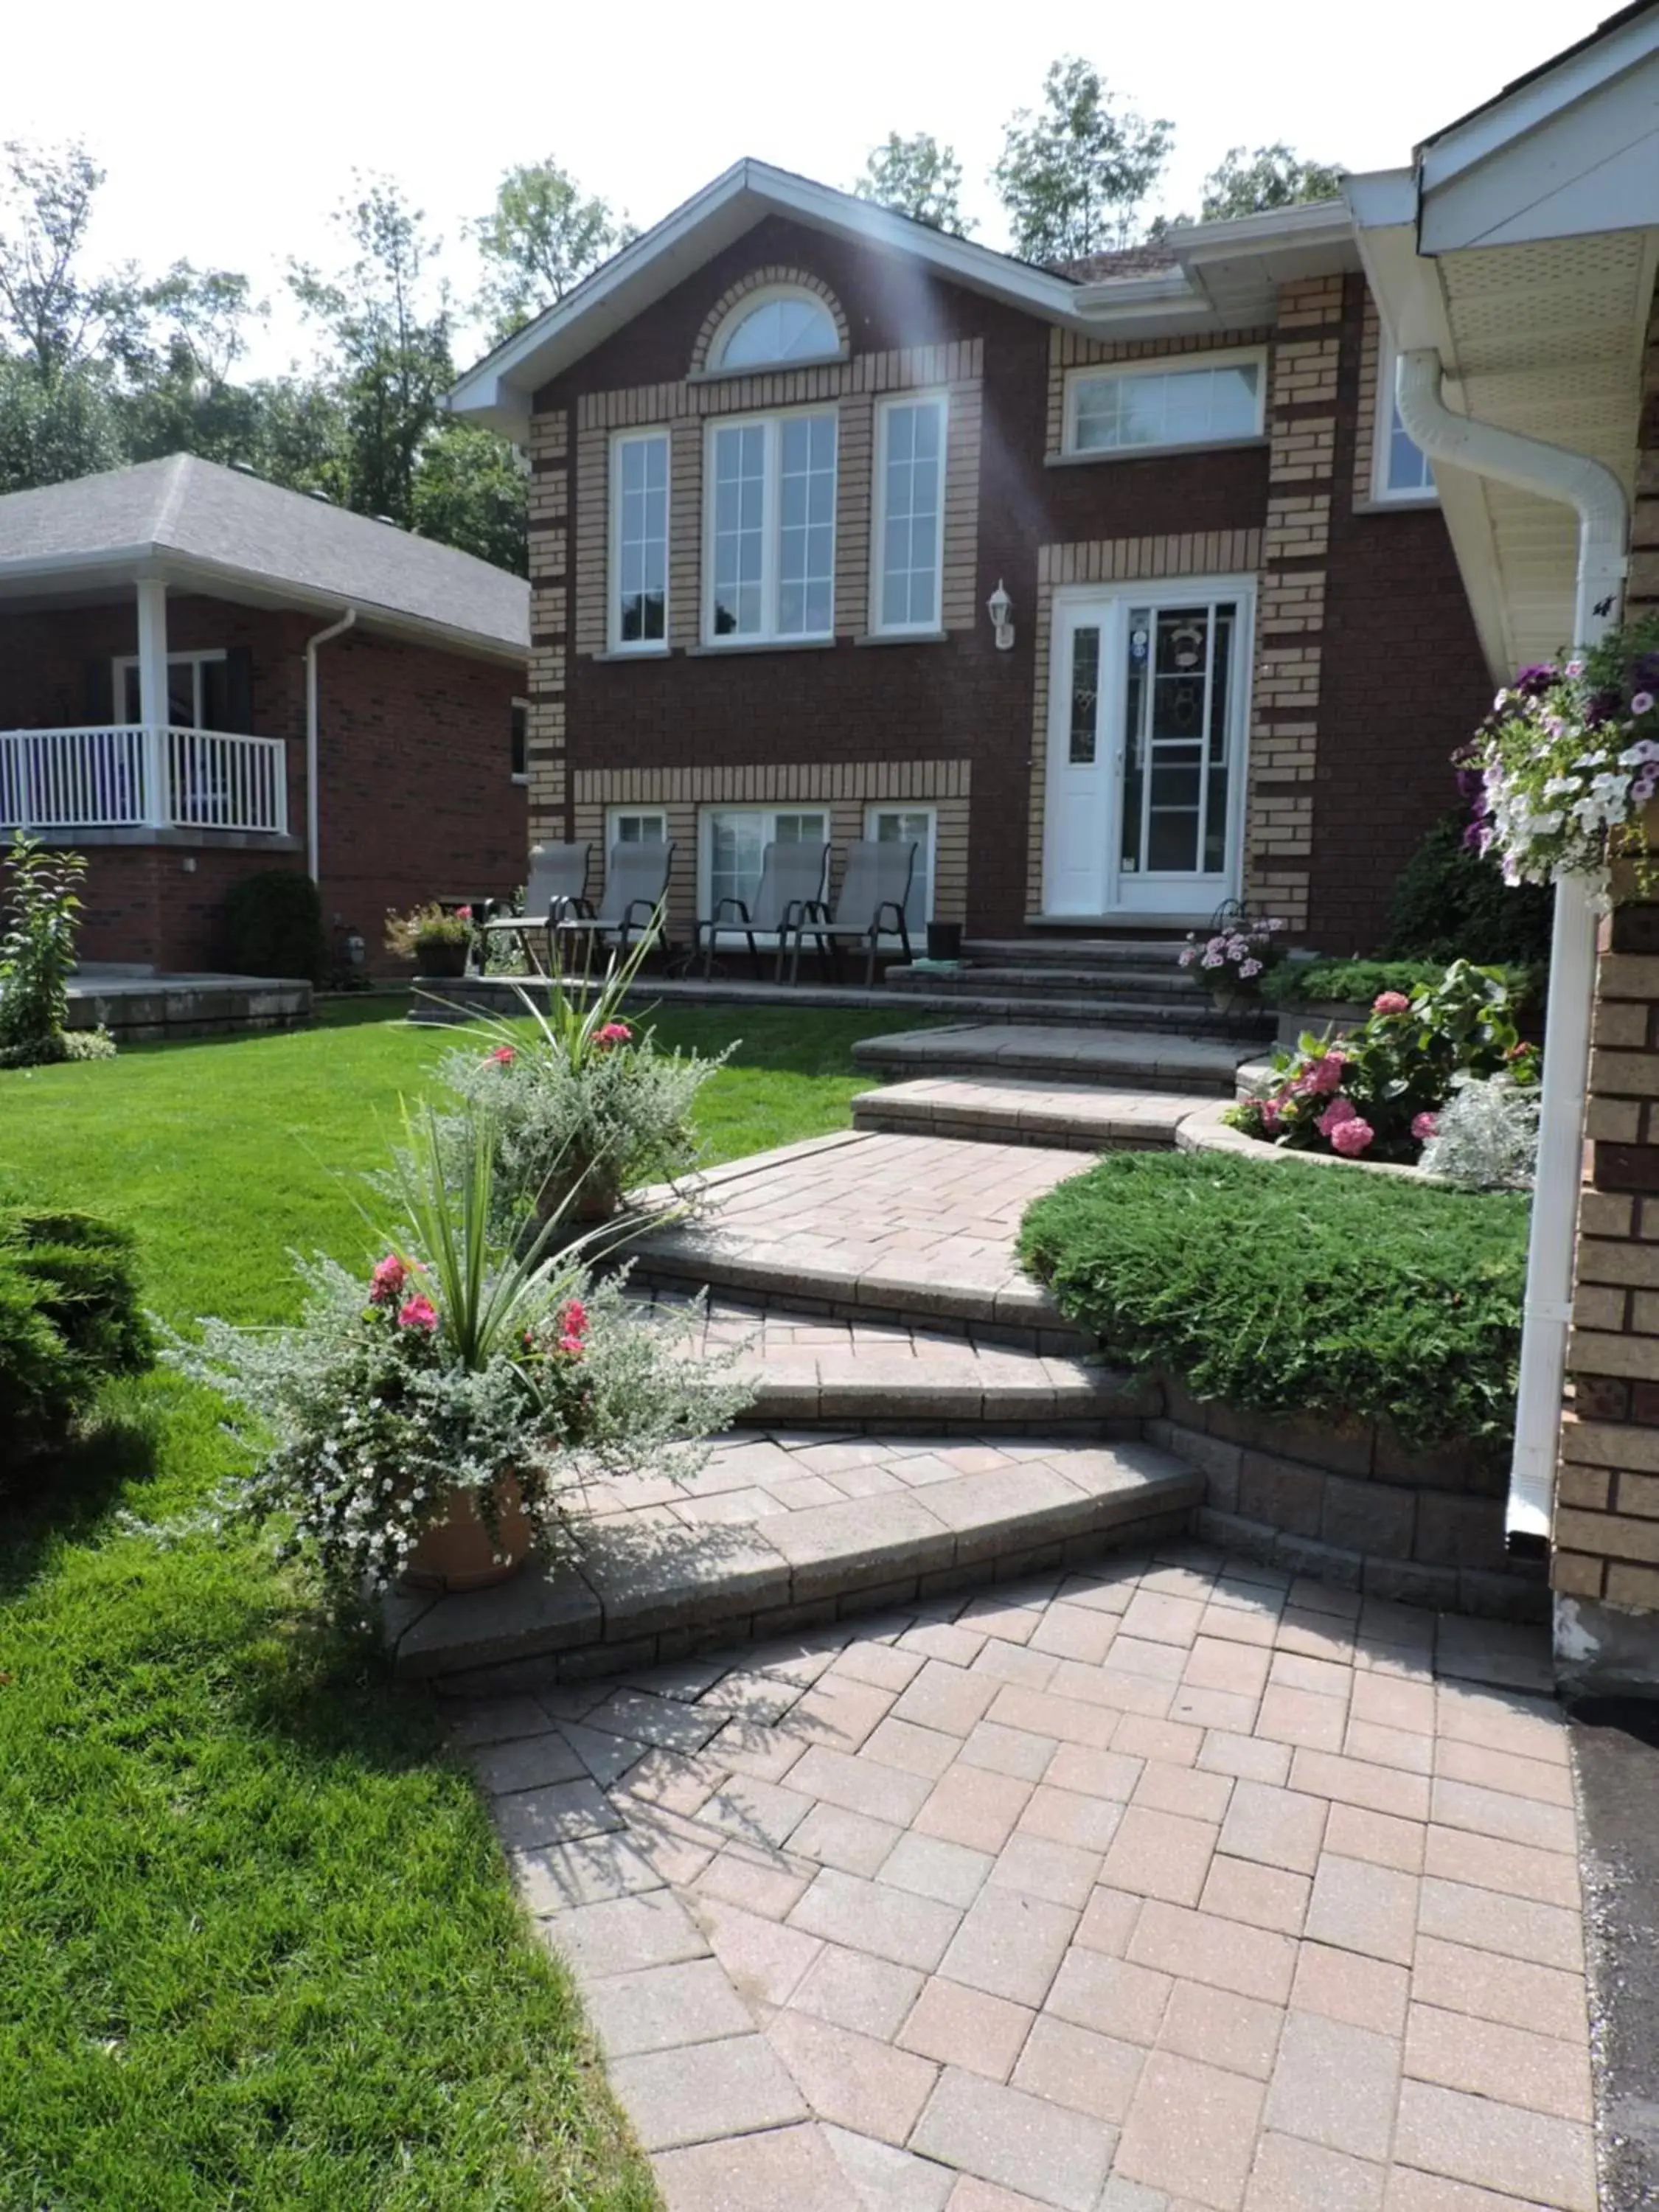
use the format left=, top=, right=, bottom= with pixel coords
left=1418, top=1077, right=1540, bottom=1192
left=0, top=833, right=114, bottom=1068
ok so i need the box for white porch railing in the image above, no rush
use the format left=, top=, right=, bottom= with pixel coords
left=0, top=727, right=289, bottom=835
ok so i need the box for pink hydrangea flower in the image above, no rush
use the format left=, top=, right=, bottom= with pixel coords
left=594, top=1022, right=633, bottom=1048
left=369, top=1253, right=407, bottom=1306
left=1329, top=1116, right=1374, bottom=1158
left=1635, top=692, right=1656, bottom=716
left=1412, top=1111, right=1439, bottom=1141
left=1372, top=991, right=1410, bottom=1015
left=397, top=1294, right=439, bottom=1332
left=1318, top=1096, right=1358, bottom=1137
left=489, top=1044, right=515, bottom=1065
left=1302, top=1053, right=1347, bottom=1096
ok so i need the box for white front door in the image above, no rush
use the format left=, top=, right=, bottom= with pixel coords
left=1043, top=577, right=1253, bottom=919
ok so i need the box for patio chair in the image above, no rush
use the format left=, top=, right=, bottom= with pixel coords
left=696, top=838, right=830, bottom=979
left=782, top=838, right=917, bottom=986
left=552, top=839, right=675, bottom=962
left=477, top=842, right=591, bottom=974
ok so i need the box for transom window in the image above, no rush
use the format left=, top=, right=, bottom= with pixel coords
left=706, top=412, right=838, bottom=643
left=1373, top=335, right=1437, bottom=503
left=1065, top=351, right=1265, bottom=456
left=713, top=291, right=840, bottom=372
left=115, top=648, right=230, bottom=728
left=702, top=806, right=828, bottom=921
left=866, top=806, right=935, bottom=931
left=610, top=430, right=669, bottom=649
left=874, top=395, right=946, bottom=635
left=608, top=807, right=668, bottom=846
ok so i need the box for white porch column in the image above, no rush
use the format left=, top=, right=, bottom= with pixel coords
left=135, top=577, right=170, bottom=827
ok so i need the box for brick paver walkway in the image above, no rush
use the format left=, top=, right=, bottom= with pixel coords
left=452, top=1539, right=1593, bottom=2212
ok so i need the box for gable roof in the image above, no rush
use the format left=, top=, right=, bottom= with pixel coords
left=0, top=453, right=528, bottom=661
left=448, top=159, right=1358, bottom=439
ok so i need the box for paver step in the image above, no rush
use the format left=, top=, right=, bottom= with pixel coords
left=961, top=936, right=1189, bottom=967
left=891, top=963, right=1206, bottom=1001
left=385, top=1430, right=1201, bottom=1679
left=851, top=1074, right=1211, bottom=1151
left=883, top=978, right=1256, bottom=1036
left=852, top=1021, right=1249, bottom=1097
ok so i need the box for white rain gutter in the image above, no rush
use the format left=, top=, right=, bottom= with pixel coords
left=1395, top=349, right=1630, bottom=1548
left=303, top=608, right=357, bottom=882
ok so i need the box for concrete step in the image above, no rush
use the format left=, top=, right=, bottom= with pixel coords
left=852, top=1021, right=1248, bottom=1098
left=961, top=937, right=1190, bottom=968
left=891, top=964, right=1208, bottom=1002
left=880, top=981, right=1262, bottom=1037
left=851, top=1075, right=1212, bottom=1150
left=384, top=1431, right=1201, bottom=1680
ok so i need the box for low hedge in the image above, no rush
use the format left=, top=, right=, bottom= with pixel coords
left=1, top=1208, right=153, bottom=1461
left=1262, top=957, right=1538, bottom=1011
left=1018, top=1150, right=1527, bottom=1452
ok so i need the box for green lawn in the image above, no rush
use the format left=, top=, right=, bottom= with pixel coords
left=0, top=995, right=922, bottom=2210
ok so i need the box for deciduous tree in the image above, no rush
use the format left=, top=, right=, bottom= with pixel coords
left=471, top=159, right=632, bottom=344
left=854, top=133, right=971, bottom=234
left=995, top=59, right=1172, bottom=262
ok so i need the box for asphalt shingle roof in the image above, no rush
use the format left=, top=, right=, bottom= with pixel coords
left=0, top=453, right=527, bottom=655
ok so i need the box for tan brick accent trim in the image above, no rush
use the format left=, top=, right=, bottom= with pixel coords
left=525, top=408, right=570, bottom=844
left=688, top=266, right=849, bottom=376
left=1045, top=325, right=1273, bottom=460
left=563, top=344, right=984, bottom=654
left=1354, top=293, right=1382, bottom=506
left=1276, top=275, right=1345, bottom=329
left=571, top=759, right=971, bottom=939
left=1023, top=530, right=1265, bottom=914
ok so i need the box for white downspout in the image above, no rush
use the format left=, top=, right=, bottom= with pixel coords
left=1395, top=349, right=1630, bottom=1548
left=304, top=608, right=357, bottom=883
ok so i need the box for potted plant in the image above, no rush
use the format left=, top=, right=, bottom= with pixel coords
left=163, top=1103, right=752, bottom=1594
left=1178, top=914, right=1290, bottom=1011
left=442, top=919, right=726, bottom=1230
left=385, top=901, right=473, bottom=978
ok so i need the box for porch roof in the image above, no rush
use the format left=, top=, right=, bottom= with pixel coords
left=0, top=455, right=529, bottom=665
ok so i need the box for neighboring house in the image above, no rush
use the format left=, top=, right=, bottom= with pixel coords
left=448, top=161, right=1494, bottom=955
left=1351, top=0, right=1659, bottom=1687
left=0, top=454, right=529, bottom=973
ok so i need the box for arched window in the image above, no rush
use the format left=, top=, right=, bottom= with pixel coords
left=713, top=290, right=840, bottom=371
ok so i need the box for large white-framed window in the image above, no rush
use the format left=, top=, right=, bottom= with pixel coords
left=114, top=647, right=229, bottom=728
left=698, top=804, right=829, bottom=925
left=704, top=412, right=838, bottom=645
left=605, top=806, right=669, bottom=849
left=709, top=287, right=841, bottom=374
left=609, top=428, right=669, bottom=650
left=872, top=394, right=947, bottom=636
left=865, top=805, right=936, bottom=932
left=1064, top=347, right=1267, bottom=457
left=1371, top=333, right=1438, bottom=504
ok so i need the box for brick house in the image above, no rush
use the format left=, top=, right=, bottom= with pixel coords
left=0, top=453, right=529, bottom=974
left=448, top=162, right=1492, bottom=957
left=1353, top=0, right=1659, bottom=1688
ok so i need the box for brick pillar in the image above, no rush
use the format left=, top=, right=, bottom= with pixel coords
left=526, top=407, right=570, bottom=849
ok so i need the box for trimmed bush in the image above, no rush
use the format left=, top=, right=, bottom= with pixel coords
left=1386, top=814, right=1553, bottom=967
left=1, top=1208, right=153, bottom=1458
left=1263, top=956, right=1538, bottom=1011
left=225, top=869, right=328, bottom=985
left=1018, top=1150, right=1527, bottom=1453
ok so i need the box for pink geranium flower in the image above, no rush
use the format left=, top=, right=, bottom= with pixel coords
left=489, top=1045, right=515, bottom=1065
left=1329, top=1116, right=1374, bottom=1158
left=1372, top=991, right=1410, bottom=1015
left=1412, top=1111, right=1439, bottom=1141
left=369, top=1253, right=407, bottom=1306
left=1318, top=1096, right=1358, bottom=1137
left=555, top=1297, right=588, bottom=1354
left=594, top=1022, right=633, bottom=1048
left=397, top=1295, right=439, bottom=1332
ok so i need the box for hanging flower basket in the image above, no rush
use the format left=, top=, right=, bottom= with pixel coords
left=1464, top=616, right=1659, bottom=897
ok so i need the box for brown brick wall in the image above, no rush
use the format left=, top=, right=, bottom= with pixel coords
left=2, top=596, right=525, bottom=973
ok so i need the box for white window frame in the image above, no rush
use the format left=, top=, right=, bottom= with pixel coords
left=511, top=695, right=529, bottom=784
left=697, top=803, right=830, bottom=938
left=112, top=647, right=228, bottom=727
left=605, top=806, right=669, bottom=851
left=608, top=428, right=671, bottom=654
left=1371, top=332, right=1439, bottom=507
left=701, top=411, right=838, bottom=647
left=1062, top=346, right=1268, bottom=459
left=869, top=392, right=949, bottom=638
left=706, top=284, right=844, bottom=376
left=864, top=803, right=936, bottom=933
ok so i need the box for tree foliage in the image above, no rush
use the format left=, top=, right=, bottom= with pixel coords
left=470, top=159, right=633, bottom=344
left=995, top=58, right=1172, bottom=262
left=854, top=134, right=970, bottom=234
left=1200, top=143, right=1346, bottom=220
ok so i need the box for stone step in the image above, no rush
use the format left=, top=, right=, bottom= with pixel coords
left=883, top=978, right=1254, bottom=1037
left=852, top=1021, right=1248, bottom=1098
left=961, top=936, right=1190, bottom=968
left=851, top=1074, right=1211, bottom=1151
left=890, top=964, right=1208, bottom=1001
left=384, top=1431, right=1202, bottom=1680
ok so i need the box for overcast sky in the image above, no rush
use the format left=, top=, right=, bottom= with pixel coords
left=7, top=0, right=1608, bottom=380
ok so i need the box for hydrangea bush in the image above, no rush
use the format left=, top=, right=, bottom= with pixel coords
left=1464, top=614, right=1659, bottom=894
left=162, top=1105, right=751, bottom=1589
left=1226, top=961, right=1537, bottom=1166
left=1178, top=914, right=1289, bottom=998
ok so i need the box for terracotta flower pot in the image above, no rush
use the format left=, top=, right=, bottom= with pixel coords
left=400, top=1474, right=532, bottom=1592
